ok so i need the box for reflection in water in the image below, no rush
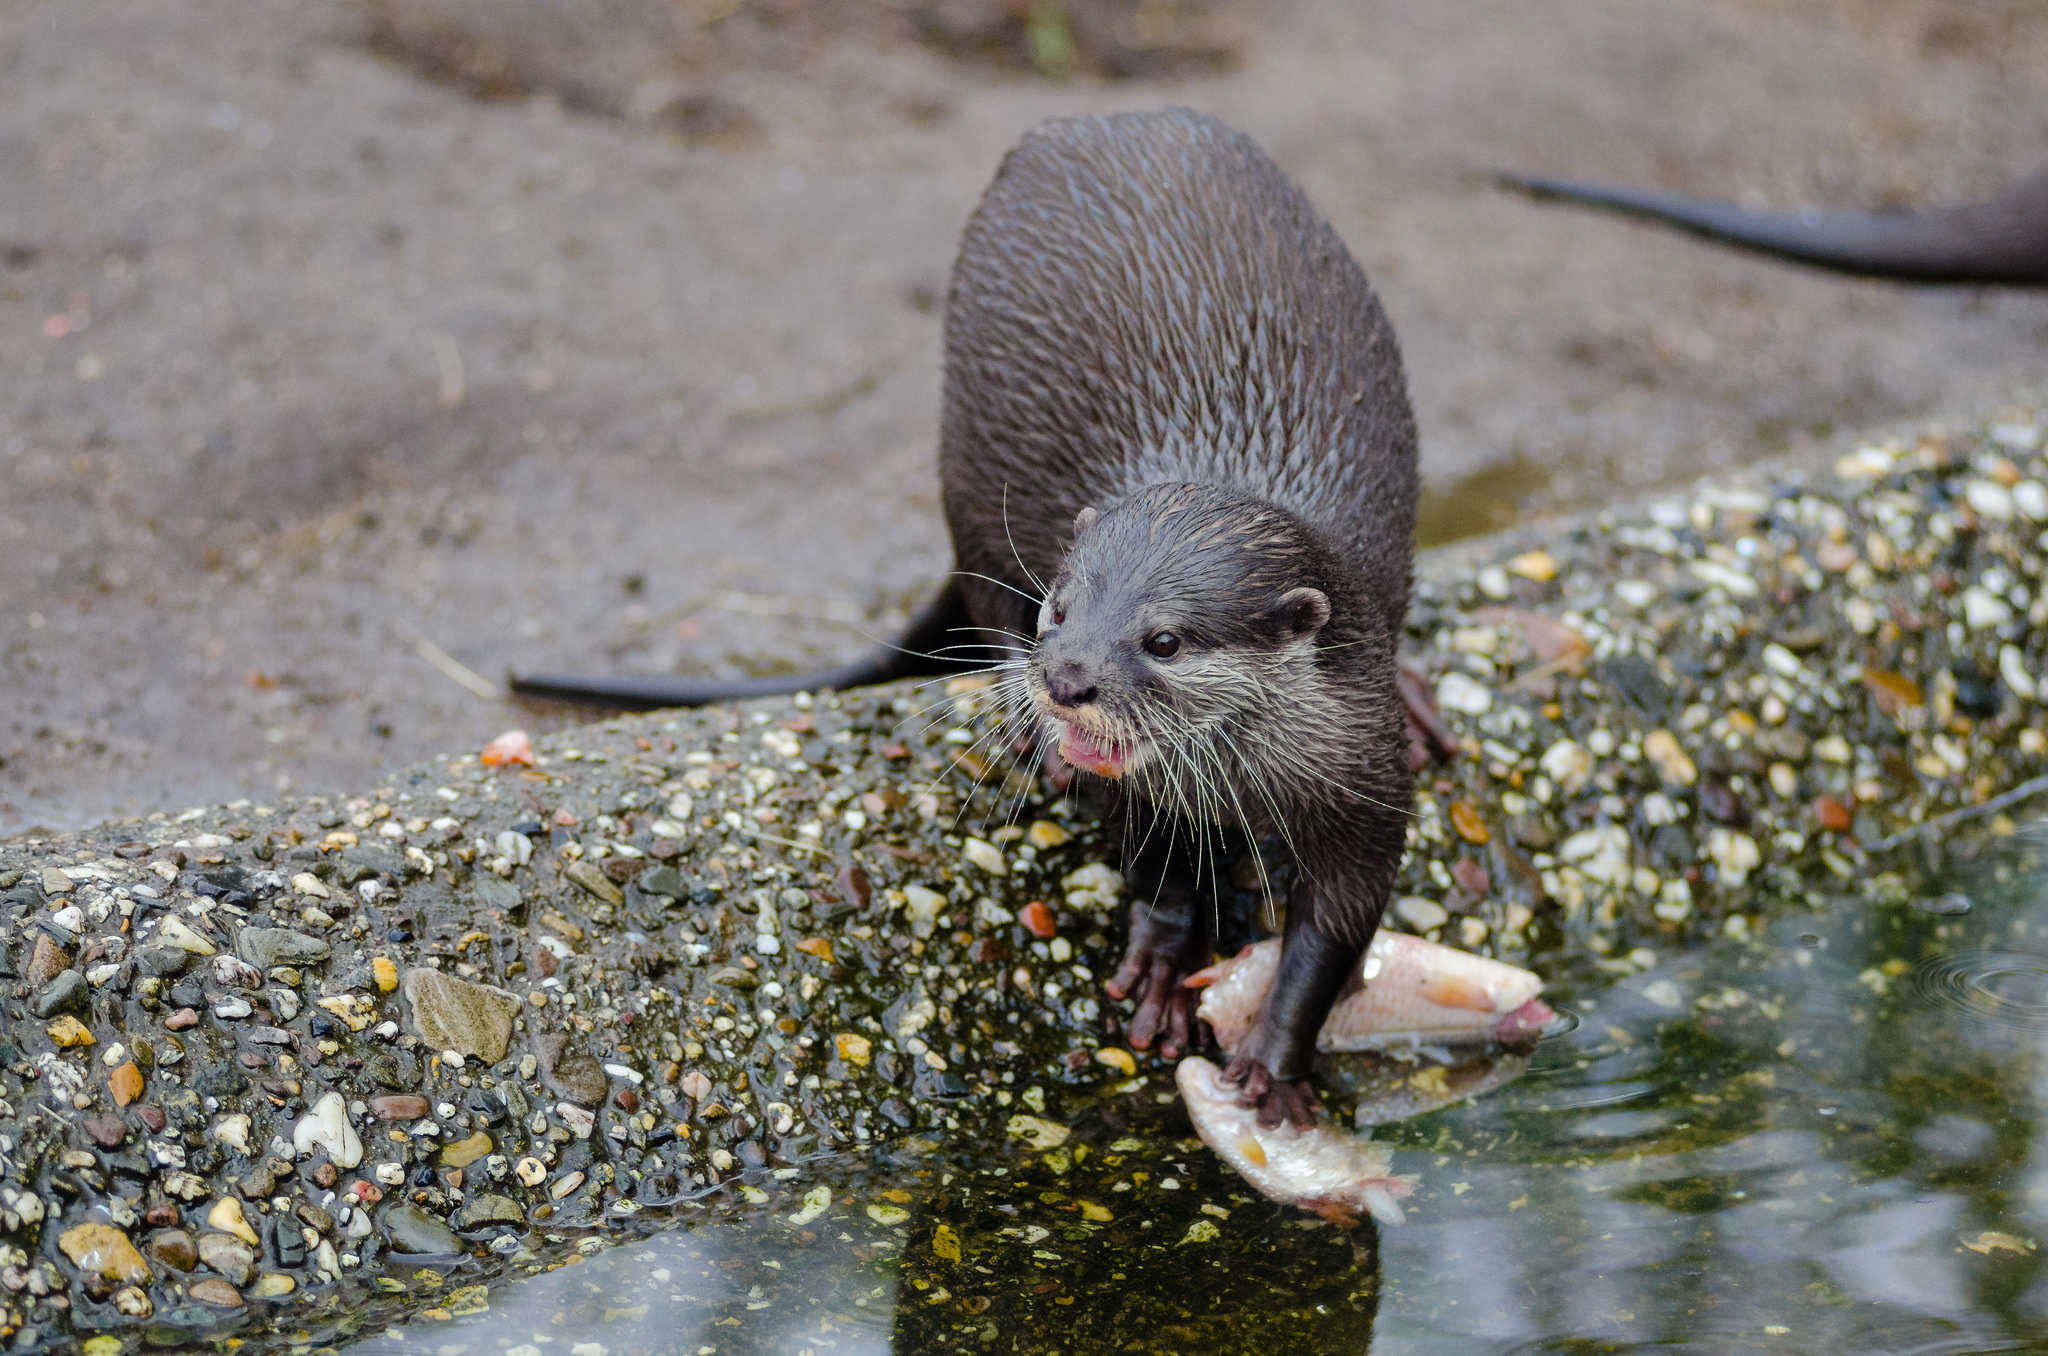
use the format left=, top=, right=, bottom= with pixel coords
left=345, top=1217, right=898, bottom=1356
left=332, top=821, right=2048, bottom=1355
left=336, top=1074, right=1407, bottom=1355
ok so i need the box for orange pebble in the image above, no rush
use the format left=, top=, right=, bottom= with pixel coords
left=1812, top=795, right=1853, bottom=833
left=1019, top=901, right=1058, bottom=939
left=480, top=729, right=534, bottom=767
left=1448, top=800, right=1490, bottom=845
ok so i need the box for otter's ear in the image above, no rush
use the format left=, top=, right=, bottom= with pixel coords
left=1073, top=506, right=1100, bottom=535
left=1270, top=587, right=1330, bottom=639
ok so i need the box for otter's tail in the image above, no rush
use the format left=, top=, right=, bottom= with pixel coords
left=1499, top=166, right=2048, bottom=287
left=508, top=579, right=983, bottom=711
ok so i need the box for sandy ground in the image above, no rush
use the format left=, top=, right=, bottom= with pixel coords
left=4, top=0, right=2047, bottom=833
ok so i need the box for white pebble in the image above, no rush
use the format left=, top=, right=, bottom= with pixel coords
left=2015, top=481, right=2048, bottom=521
left=156, top=918, right=217, bottom=955
left=1707, top=829, right=1761, bottom=888
left=292, top=1091, right=364, bottom=1169
left=1641, top=979, right=1684, bottom=1010
left=1539, top=740, right=1591, bottom=793
left=1966, top=480, right=2016, bottom=520
left=962, top=838, right=1007, bottom=875
left=1435, top=672, right=1491, bottom=716
left=1760, top=643, right=1802, bottom=678
left=212, top=1114, right=253, bottom=1154
left=1394, top=897, right=1447, bottom=931
left=1963, top=587, right=2013, bottom=629
left=1613, top=579, right=1658, bottom=608
left=2001, top=644, right=2037, bottom=701
left=1686, top=559, right=1757, bottom=597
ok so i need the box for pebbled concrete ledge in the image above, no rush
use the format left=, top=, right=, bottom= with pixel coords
left=1, top=400, right=2044, bottom=1350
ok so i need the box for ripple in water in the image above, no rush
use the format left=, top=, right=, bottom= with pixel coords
left=1537, top=1003, right=1583, bottom=1041
left=1912, top=950, right=2048, bottom=1031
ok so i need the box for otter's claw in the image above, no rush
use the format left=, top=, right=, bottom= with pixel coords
left=1107, top=902, right=1214, bottom=1061
left=1223, top=1054, right=1323, bottom=1131
left=1109, top=947, right=1209, bottom=1060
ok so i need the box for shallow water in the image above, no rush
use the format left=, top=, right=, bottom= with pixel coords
left=327, top=819, right=2048, bottom=1355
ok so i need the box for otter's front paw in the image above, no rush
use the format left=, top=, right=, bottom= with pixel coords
left=1107, top=906, right=1213, bottom=1060
left=1222, top=1053, right=1323, bottom=1131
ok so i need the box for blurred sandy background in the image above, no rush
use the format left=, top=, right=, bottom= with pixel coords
left=3, top=0, right=2045, bottom=831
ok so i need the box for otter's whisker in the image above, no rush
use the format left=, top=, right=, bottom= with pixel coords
left=948, top=569, right=1045, bottom=608
left=1001, top=483, right=1050, bottom=598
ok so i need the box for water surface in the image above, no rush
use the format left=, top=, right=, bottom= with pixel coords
left=332, top=821, right=2048, bottom=1355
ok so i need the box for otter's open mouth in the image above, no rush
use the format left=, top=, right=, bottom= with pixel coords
left=1056, top=722, right=1138, bottom=780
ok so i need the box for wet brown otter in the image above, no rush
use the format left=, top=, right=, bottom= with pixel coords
left=514, top=108, right=1424, bottom=1126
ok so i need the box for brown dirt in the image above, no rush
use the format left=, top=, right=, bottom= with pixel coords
left=3, top=0, right=2045, bottom=832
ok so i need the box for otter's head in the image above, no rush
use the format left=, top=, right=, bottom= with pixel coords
left=1030, top=483, right=1341, bottom=787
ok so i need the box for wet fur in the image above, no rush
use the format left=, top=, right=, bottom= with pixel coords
left=942, top=111, right=1419, bottom=1125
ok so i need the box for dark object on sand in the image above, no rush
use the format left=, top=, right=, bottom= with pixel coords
left=1501, top=165, right=2048, bottom=287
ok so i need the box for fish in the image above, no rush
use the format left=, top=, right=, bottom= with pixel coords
left=1188, top=932, right=1554, bottom=1053
left=1177, top=1056, right=1415, bottom=1227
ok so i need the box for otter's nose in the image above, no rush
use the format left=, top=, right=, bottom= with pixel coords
left=1045, top=663, right=1098, bottom=709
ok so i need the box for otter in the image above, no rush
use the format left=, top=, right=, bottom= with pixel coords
left=513, top=108, right=1427, bottom=1127
left=1500, top=164, right=2048, bottom=287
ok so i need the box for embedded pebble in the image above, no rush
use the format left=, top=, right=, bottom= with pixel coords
left=1436, top=672, right=1492, bottom=715
left=198, top=1233, right=257, bottom=1286
left=292, top=1092, right=364, bottom=1169
left=58, top=1225, right=150, bottom=1285
left=147, top=1230, right=197, bottom=1272
left=401, top=967, right=520, bottom=1064
left=380, top=1204, right=462, bottom=1256
left=207, top=1197, right=260, bottom=1247
left=188, top=1276, right=243, bottom=1308
left=155, top=918, right=217, bottom=955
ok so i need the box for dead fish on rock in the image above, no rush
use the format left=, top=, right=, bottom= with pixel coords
left=1189, top=932, right=1554, bottom=1052
left=1177, top=1057, right=1414, bottom=1227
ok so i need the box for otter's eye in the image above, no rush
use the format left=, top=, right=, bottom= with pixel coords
left=1143, top=631, right=1181, bottom=659
left=1051, top=604, right=1066, bottom=626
